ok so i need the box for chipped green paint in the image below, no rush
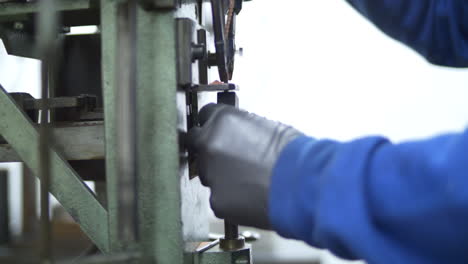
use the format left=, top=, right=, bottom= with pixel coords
left=135, top=6, right=183, bottom=263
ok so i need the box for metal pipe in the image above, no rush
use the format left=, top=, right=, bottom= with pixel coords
left=217, top=92, right=244, bottom=251
left=39, top=48, right=52, bottom=264
left=39, top=52, right=52, bottom=264
left=38, top=0, right=58, bottom=262
left=224, top=221, right=238, bottom=240
left=22, top=167, right=37, bottom=239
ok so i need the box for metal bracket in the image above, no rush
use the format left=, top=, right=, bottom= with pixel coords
left=191, top=83, right=237, bottom=92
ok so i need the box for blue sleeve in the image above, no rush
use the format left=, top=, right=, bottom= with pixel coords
left=269, top=129, right=468, bottom=263
left=345, top=0, right=468, bottom=67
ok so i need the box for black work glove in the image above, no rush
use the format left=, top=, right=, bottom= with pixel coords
left=187, top=104, right=302, bottom=230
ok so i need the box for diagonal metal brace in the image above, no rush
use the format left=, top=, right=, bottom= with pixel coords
left=0, top=85, right=109, bottom=252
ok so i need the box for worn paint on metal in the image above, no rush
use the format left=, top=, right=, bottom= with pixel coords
left=135, top=6, right=183, bottom=263
left=100, top=0, right=123, bottom=253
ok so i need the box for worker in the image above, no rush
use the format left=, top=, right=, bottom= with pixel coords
left=188, top=1, right=468, bottom=264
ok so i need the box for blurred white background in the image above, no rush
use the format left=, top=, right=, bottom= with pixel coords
left=234, top=0, right=468, bottom=142
left=230, top=0, right=468, bottom=263
left=0, top=0, right=467, bottom=263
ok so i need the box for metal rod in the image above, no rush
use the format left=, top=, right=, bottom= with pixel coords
left=0, top=170, right=9, bottom=245
left=217, top=92, right=243, bottom=250
left=38, top=0, right=58, bottom=262
left=115, top=0, right=138, bottom=243
left=39, top=50, right=52, bottom=264
left=224, top=221, right=239, bottom=240
left=22, top=167, right=37, bottom=240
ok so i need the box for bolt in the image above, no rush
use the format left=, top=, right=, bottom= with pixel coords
left=191, top=43, right=206, bottom=62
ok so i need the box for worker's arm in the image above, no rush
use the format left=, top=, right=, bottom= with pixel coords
left=345, top=0, right=468, bottom=67
left=272, top=130, right=468, bottom=263
left=188, top=104, right=468, bottom=264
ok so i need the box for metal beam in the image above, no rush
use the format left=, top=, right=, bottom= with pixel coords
left=0, top=85, right=109, bottom=252
left=100, top=0, right=122, bottom=252
left=0, top=122, right=104, bottom=162
left=136, top=6, right=183, bottom=263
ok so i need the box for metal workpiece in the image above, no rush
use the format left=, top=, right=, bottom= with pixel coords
left=9, top=93, right=100, bottom=122
left=20, top=95, right=98, bottom=112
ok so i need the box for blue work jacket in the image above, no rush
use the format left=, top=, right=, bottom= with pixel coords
left=269, top=1, right=468, bottom=263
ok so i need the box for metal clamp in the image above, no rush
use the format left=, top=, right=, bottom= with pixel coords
left=191, top=83, right=238, bottom=92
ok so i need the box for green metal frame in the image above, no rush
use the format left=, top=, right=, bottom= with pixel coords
left=0, top=85, right=109, bottom=252
left=100, top=0, right=120, bottom=252
left=0, top=0, right=183, bottom=259
left=101, top=2, right=183, bottom=260
left=135, top=7, right=183, bottom=262
left=0, top=0, right=250, bottom=262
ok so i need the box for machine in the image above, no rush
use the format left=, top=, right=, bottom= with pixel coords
left=0, top=0, right=252, bottom=263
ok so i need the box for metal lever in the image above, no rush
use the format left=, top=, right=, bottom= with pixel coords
left=220, top=221, right=245, bottom=251
left=217, top=91, right=245, bottom=251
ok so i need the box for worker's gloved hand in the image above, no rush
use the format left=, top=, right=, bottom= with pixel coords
left=187, top=104, right=302, bottom=229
